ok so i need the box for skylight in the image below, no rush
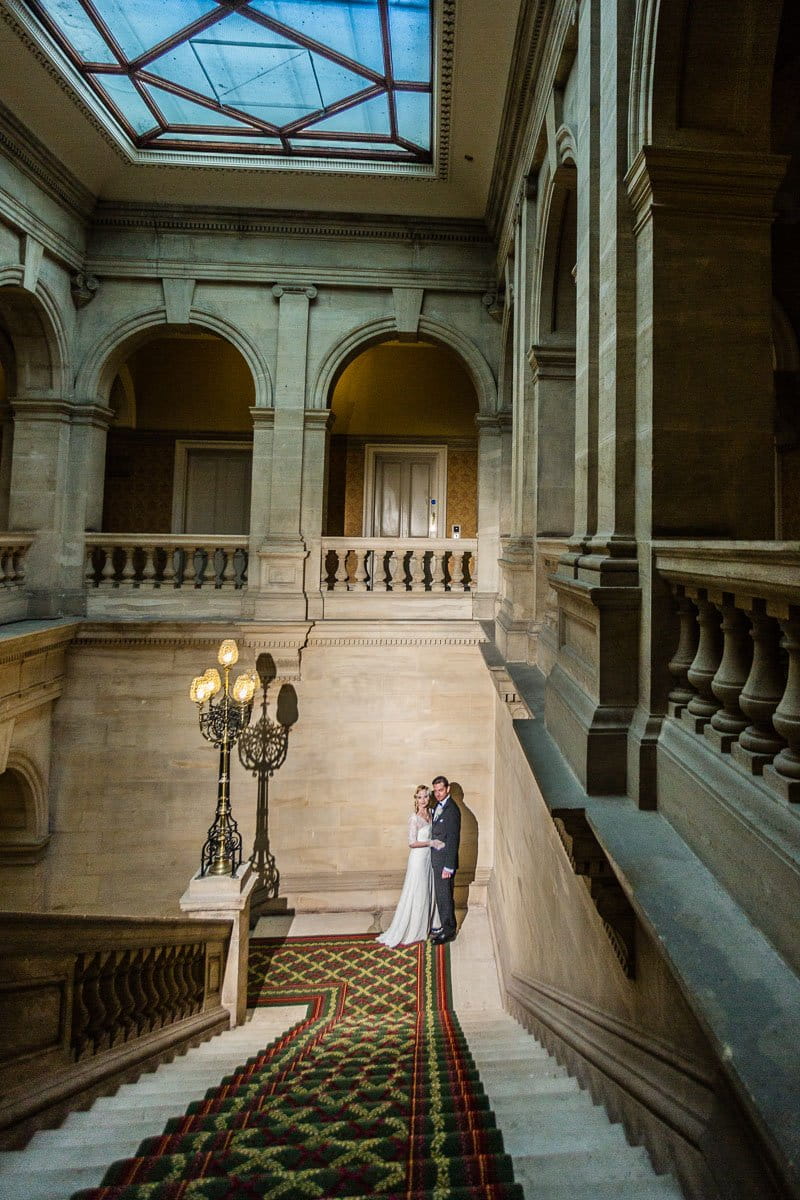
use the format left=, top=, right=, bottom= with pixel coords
left=22, top=0, right=433, bottom=164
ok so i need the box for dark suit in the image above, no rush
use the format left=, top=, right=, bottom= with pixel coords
left=430, top=795, right=461, bottom=939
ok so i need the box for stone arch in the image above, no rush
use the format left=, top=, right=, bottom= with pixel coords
left=0, top=750, right=48, bottom=856
left=533, top=162, right=577, bottom=347
left=76, top=307, right=273, bottom=409
left=0, top=273, right=68, bottom=397
left=629, top=0, right=784, bottom=161
left=311, top=315, right=498, bottom=416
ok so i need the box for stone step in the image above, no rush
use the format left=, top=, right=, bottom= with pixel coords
left=0, top=1164, right=106, bottom=1200
left=509, top=1146, right=664, bottom=1187
left=514, top=1167, right=684, bottom=1200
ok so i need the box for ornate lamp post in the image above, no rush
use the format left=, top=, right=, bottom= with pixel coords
left=189, top=639, right=257, bottom=877
left=238, top=653, right=298, bottom=907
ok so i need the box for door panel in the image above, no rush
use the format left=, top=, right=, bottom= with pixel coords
left=184, top=449, right=251, bottom=535
left=371, top=453, right=435, bottom=538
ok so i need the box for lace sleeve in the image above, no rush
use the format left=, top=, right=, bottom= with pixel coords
left=407, top=814, right=419, bottom=846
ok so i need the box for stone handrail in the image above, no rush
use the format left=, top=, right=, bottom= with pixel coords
left=321, top=537, right=477, bottom=592
left=0, top=534, right=33, bottom=587
left=0, top=912, right=231, bottom=1147
left=654, top=540, right=800, bottom=804
left=85, top=534, right=248, bottom=590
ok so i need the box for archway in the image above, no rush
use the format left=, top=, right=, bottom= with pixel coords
left=324, top=337, right=480, bottom=541
left=101, top=327, right=256, bottom=536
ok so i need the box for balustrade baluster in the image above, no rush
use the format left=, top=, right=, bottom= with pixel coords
left=191, top=945, right=206, bottom=1008
left=667, top=588, right=699, bottom=717
left=683, top=591, right=723, bottom=731
left=81, top=951, right=107, bottom=1052
left=408, top=548, right=425, bottom=593
left=160, top=544, right=176, bottom=588
left=114, top=951, right=137, bottom=1041
left=120, top=548, right=136, bottom=588
left=141, top=547, right=156, bottom=587
left=349, top=549, right=369, bottom=591
left=173, top=947, right=190, bottom=1018
left=220, top=549, right=235, bottom=589
left=430, top=549, right=446, bottom=593
left=100, top=546, right=115, bottom=588
left=98, top=951, right=122, bottom=1047
left=1, top=547, right=11, bottom=586
left=386, top=549, right=398, bottom=592
left=85, top=548, right=97, bottom=589
left=71, top=953, right=92, bottom=1059
left=706, top=599, right=752, bottom=751
left=332, top=549, right=347, bottom=591
left=731, top=605, right=787, bottom=775
left=764, top=615, right=800, bottom=803
left=181, top=548, right=196, bottom=590
left=152, top=948, right=170, bottom=1025
left=449, top=551, right=464, bottom=592
left=12, top=546, right=25, bottom=584
left=140, top=948, right=160, bottom=1031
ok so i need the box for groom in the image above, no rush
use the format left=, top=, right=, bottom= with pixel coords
left=429, top=775, right=461, bottom=944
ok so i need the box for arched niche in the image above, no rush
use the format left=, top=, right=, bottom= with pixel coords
left=323, top=334, right=481, bottom=540
left=0, top=277, right=67, bottom=398
left=0, top=754, right=48, bottom=864
left=530, top=162, right=577, bottom=538
left=629, top=0, right=784, bottom=159
left=100, top=325, right=258, bottom=536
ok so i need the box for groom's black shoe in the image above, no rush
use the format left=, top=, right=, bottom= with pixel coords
left=429, top=927, right=443, bottom=939
left=433, top=932, right=455, bottom=944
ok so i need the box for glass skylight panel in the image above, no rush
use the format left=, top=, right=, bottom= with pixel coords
left=23, top=0, right=434, bottom=162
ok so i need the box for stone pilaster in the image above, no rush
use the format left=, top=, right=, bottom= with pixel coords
left=301, top=408, right=334, bottom=621
left=9, top=397, right=113, bottom=616
left=625, top=145, right=787, bottom=804
left=255, top=284, right=317, bottom=620
left=474, top=412, right=509, bottom=618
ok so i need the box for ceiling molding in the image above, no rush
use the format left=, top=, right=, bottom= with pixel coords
left=486, top=0, right=576, bottom=256
left=0, top=101, right=94, bottom=223
left=90, top=202, right=492, bottom=246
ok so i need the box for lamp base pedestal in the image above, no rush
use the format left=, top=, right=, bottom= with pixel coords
left=180, top=863, right=257, bottom=1027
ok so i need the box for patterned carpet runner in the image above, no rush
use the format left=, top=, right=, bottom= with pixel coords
left=72, top=933, right=522, bottom=1200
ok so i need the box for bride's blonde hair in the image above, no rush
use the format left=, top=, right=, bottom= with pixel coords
left=413, top=785, right=431, bottom=812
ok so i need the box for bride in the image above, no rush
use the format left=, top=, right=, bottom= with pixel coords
left=378, top=785, right=443, bottom=947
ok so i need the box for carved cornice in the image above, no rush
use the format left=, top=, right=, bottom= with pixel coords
left=306, top=620, right=487, bottom=648
left=0, top=102, right=94, bottom=221
left=487, top=0, right=577, bottom=262
left=90, top=202, right=492, bottom=246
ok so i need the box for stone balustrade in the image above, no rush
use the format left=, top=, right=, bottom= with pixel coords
left=320, top=537, right=477, bottom=593
left=655, top=541, right=800, bottom=803
left=0, top=534, right=33, bottom=623
left=85, top=535, right=249, bottom=591
left=0, top=912, right=231, bottom=1146
left=0, top=535, right=32, bottom=588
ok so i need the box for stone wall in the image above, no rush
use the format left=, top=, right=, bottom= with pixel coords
left=42, top=621, right=495, bottom=918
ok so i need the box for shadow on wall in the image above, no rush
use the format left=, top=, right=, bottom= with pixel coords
left=450, top=782, right=478, bottom=908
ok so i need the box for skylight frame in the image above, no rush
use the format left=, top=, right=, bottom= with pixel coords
left=19, top=0, right=437, bottom=169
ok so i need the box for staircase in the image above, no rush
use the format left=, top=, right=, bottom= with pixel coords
left=459, top=1011, right=684, bottom=1199
left=0, top=1004, right=684, bottom=1200
left=0, top=1006, right=305, bottom=1200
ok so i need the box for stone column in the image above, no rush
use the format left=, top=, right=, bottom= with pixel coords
left=626, top=147, right=786, bottom=804
left=497, top=187, right=537, bottom=661
left=544, top=0, right=641, bottom=793
left=9, top=397, right=112, bottom=616
left=301, top=408, right=334, bottom=621
left=254, top=285, right=316, bottom=620
left=474, top=413, right=506, bottom=618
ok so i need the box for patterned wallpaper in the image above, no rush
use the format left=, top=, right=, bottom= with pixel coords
left=102, top=432, right=175, bottom=533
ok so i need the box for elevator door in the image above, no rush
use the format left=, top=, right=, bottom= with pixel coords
left=371, top=453, right=438, bottom=538
left=183, top=448, right=251, bottom=535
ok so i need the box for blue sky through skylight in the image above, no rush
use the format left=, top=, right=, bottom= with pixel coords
left=26, top=0, right=433, bottom=161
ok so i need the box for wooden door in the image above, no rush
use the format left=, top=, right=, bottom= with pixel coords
left=183, top=448, right=251, bottom=535
left=372, top=453, right=438, bottom=538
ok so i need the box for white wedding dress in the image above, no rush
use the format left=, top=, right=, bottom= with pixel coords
left=377, top=814, right=440, bottom=947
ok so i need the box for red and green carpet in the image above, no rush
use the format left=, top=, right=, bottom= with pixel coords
left=73, top=934, right=522, bottom=1200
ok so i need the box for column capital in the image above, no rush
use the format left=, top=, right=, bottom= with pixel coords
left=475, top=411, right=512, bottom=434
left=249, top=405, right=276, bottom=429
left=10, top=397, right=114, bottom=429
left=271, top=284, right=318, bottom=301
left=626, top=147, right=788, bottom=232
left=527, top=343, right=576, bottom=378
left=304, top=408, right=334, bottom=431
